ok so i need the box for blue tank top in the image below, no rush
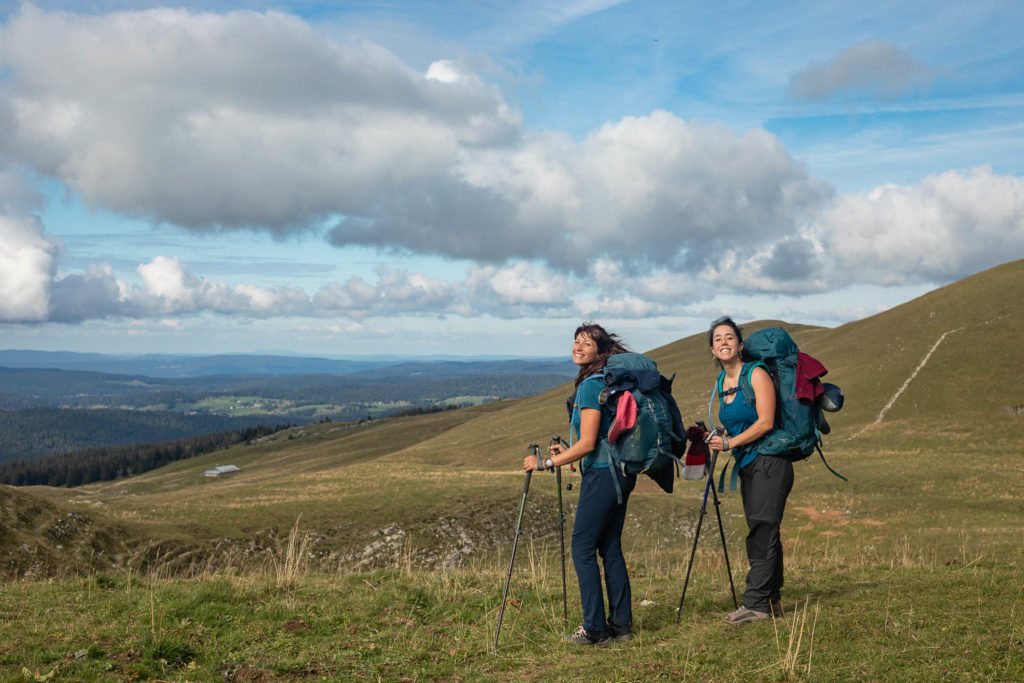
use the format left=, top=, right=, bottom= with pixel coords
left=717, top=362, right=762, bottom=471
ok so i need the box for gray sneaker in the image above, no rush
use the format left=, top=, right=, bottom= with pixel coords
left=563, top=625, right=611, bottom=647
left=725, top=605, right=770, bottom=624
left=606, top=620, right=634, bottom=643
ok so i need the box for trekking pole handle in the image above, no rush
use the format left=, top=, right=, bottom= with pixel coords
left=703, top=426, right=722, bottom=443
left=705, top=427, right=729, bottom=451
left=549, top=434, right=567, bottom=455
left=528, top=443, right=544, bottom=470
left=548, top=435, right=571, bottom=471
left=548, top=434, right=577, bottom=474
left=520, top=444, right=542, bottom=494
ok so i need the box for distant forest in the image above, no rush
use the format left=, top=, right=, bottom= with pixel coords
left=0, top=424, right=289, bottom=487
left=0, top=358, right=573, bottom=485
left=0, top=408, right=275, bottom=463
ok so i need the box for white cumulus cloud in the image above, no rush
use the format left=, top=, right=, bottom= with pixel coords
left=332, top=111, right=833, bottom=272
left=0, top=5, right=521, bottom=233
left=0, top=213, right=58, bottom=321
left=698, top=166, right=1024, bottom=294
left=821, top=166, right=1024, bottom=284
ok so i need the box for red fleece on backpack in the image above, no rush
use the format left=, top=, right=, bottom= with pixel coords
left=795, top=352, right=828, bottom=404
left=607, top=391, right=637, bottom=443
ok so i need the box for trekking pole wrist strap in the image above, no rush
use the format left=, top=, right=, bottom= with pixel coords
left=721, top=434, right=731, bottom=451
left=544, top=457, right=554, bottom=471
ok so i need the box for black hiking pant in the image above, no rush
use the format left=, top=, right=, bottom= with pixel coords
left=738, top=454, right=794, bottom=612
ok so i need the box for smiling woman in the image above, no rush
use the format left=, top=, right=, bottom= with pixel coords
left=522, top=322, right=638, bottom=646
left=705, top=315, right=788, bottom=626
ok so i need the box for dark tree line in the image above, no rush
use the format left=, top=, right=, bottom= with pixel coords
left=0, top=424, right=291, bottom=487
left=0, top=408, right=277, bottom=463
left=389, top=403, right=462, bottom=418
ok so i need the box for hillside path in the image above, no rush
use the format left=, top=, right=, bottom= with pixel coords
left=861, top=327, right=962, bottom=433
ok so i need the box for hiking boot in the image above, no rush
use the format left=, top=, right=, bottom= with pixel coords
left=563, top=625, right=611, bottom=647
left=725, top=605, right=770, bottom=625
left=606, top=620, right=634, bottom=643
left=770, top=599, right=784, bottom=617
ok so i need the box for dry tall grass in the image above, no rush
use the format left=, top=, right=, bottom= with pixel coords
left=273, top=515, right=313, bottom=587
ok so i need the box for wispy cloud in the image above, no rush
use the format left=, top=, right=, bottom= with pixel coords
left=788, top=40, right=937, bottom=101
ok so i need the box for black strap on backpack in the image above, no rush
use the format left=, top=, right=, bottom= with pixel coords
left=814, top=443, right=848, bottom=482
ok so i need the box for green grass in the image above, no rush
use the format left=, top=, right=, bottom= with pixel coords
left=4, top=407, right=1022, bottom=679
left=1, top=542, right=1020, bottom=681
left=4, top=418, right=1022, bottom=680
left=3, top=436, right=1023, bottom=680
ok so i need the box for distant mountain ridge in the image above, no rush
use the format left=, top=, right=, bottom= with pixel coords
left=0, top=354, right=577, bottom=462
left=0, top=350, right=573, bottom=378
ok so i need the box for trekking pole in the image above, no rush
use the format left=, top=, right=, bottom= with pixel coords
left=550, top=435, right=569, bottom=627
left=495, top=443, right=542, bottom=650
left=676, top=436, right=740, bottom=623
left=708, top=449, right=738, bottom=610
left=676, top=453, right=715, bottom=623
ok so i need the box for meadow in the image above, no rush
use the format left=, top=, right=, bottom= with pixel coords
left=2, top=260, right=1023, bottom=681
left=3, top=432, right=1021, bottom=681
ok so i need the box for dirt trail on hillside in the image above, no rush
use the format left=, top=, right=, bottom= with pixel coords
left=854, top=326, right=961, bottom=437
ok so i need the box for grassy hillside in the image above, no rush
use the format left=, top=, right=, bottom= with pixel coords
left=6, top=258, right=1024, bottom=572
left=1, top=259, right=1022, bottom=680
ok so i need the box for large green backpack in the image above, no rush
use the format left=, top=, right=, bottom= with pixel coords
left=594, top=353, right=686, bottom=502
left=724, top=327, right=847, bottom=483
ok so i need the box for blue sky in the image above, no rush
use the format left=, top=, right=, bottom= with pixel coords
left=1, top=0, right=1022, bottom=357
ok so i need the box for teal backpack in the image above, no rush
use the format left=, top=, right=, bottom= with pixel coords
left=590, top=353, right=686, bottom=503
left=715, top=327, right=847, bottom=489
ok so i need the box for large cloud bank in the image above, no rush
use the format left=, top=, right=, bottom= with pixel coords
left=1, top=7, right=1022, bottom=324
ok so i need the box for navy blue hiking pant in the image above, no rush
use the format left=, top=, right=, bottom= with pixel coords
left=571, top=466, right=636, bottom=633
left=738, top=454, right=794, bottom=612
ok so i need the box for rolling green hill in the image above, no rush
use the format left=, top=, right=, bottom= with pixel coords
left=384, top=257, right=1023, bottom=468
left=1, top=260, right=1022, bottom=681
left=4, top=258, right=1021, bottom=579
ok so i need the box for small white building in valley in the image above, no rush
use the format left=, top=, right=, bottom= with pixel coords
left=203, top=464, right=241, bottom=477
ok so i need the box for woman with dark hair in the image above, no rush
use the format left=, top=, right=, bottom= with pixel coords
left=706, top=316, right=790, bottom=624
left=522, top=322, right=635, bottom=646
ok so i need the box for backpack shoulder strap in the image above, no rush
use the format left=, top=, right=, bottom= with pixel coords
left=569, top=374, right=606, bottom=445
left=737, top=361, right=767, bottom=403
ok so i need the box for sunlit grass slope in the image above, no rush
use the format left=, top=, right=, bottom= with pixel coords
left=1, top=260, right=1022, bottom=680
left=7, top=258, right=1024, bottom=575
